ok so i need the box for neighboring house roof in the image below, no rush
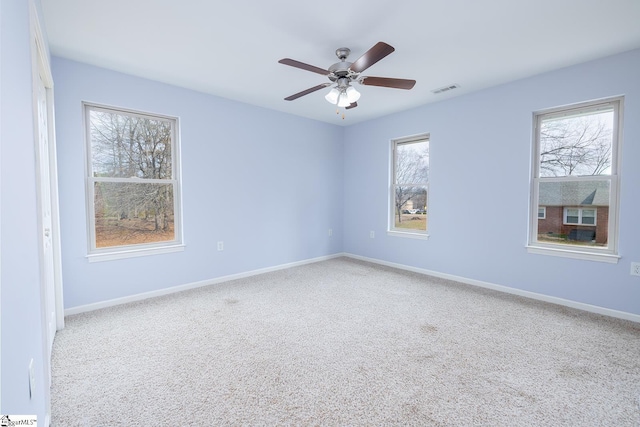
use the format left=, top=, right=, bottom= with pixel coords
left=539, top=180, right=609, bottom=206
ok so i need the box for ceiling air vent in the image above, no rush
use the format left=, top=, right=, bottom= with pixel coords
left=431, top=84, right=460, bottom=94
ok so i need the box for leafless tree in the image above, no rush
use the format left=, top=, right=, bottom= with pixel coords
left=539, top=113, right=612, bottom=177
left=395, top=142, right=428, bottom=223
left=90, top=110, right=174, bottom=236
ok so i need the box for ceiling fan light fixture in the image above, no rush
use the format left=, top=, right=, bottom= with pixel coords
left=346, top=86, right=361, bottom=103
left=325, top=87, right=340, bottom=104
left=337, top=91, right=351, bottom=107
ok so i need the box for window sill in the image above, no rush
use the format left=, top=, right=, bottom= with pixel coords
left=526, top=245, right=619, bottom=264
left=87, top=244, right=185, bottom=263
left=387, top=230, right=430, bottom=240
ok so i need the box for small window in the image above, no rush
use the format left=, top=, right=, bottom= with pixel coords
left=389, top=134, right=429, bottom=237
left=538, top=207, right=546, bottom=219
left=582, top=209, right=596, bottom=225
left=565, top=208, right=579, bottom=224
left=528, top=97, right=622, bottom=262
left=84, top=103, right=183, bottom=260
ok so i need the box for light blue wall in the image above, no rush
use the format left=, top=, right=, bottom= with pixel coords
left=54, top=49, right=640, bottom=316
left=343, top=49, right=640, bottom=315
left=52, top=58, right=344, bottom=309
left=1, top=0, right=49, bottom=419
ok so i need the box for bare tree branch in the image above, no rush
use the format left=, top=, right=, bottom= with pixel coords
left=540, top=113, right=612, bottom=177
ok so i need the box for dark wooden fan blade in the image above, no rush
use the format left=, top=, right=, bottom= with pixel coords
left=349, top=42, right=395, bottom=73
left=284, top=83, right=331, bottom=101
left=278, top=58, right=329, bottom=75
left=361, top=76, right=416, bottom=90
left=346, top=102, right=358, bottom=110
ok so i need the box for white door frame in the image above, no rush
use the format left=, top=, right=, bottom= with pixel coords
left=30, top=2, right=64, bottom=330
left=30, top=1, right=64, bottom=424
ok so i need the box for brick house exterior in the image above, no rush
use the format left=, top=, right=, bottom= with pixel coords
left=538, top=181, right=609, bottom=245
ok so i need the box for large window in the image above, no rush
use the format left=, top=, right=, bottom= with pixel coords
left=389, top=134, right=429, bottom=237
left=84, top=103, right=183, bottom=260
left=529, top=97, right=622, bottom=262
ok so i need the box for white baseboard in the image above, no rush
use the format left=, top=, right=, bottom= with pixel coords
left=64, top=253, right=344, bottom=316
left=344, top=253, right=640, bottom=323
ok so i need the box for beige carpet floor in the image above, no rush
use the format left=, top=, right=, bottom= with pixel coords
left=51, top=257, right=640, bottom=426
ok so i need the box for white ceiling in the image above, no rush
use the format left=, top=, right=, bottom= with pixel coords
left=41, top=0, right=640, bottom=126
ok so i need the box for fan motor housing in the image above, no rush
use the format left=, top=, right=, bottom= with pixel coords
left=328, top=61, right=353, bottom=80
left=328, top=47, right=359, bottom=82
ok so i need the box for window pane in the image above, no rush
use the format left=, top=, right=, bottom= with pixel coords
left=582, top=209, right=596, bottom=225
left=394, top=186, right=427, bottom=231
left=566, top=209, right=579, bottom=224
left=537, top=180, right=609, bottom=247
left=566, top=214, right=579, bottom=224
left=539, top=108, right=613, bottom=177
left=396, top=140, right=429, bottom=184
left=94, top=182, right=175, bottom=248
left=538, top=207, right=545, bottom=218
left=90, top=110, right=173, bottom=179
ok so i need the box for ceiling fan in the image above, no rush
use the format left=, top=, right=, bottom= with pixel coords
left=278, top=41, right=416, bottom=111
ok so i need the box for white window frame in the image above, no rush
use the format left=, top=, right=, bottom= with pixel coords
left=538, top=207, right=546, bottom=219
left=527, top=97, right=622, bottom=263
left=563, top=207, right=596, bottom=226
left=388, top=133, right=430, bottom=239
left=83, top=103, right=184, bottom=262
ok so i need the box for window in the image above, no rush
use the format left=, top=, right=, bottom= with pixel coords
left=564, top=207, right=596, bottom=225
left=538, top=207, right=546, bottom=219
left=389, top=134, right=429, bottom=237
left=84, top=103, right=183, bottom=261
left=528, top=97, right=622, bottom=262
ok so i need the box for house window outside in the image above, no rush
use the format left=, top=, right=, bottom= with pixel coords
left=564, top=207, right=596, bottom=225
left=538, top=207, right=546, bottom=219
left=84, top=103, right=183, bottom=260
left=529, top=97, right=621, bottom=261
left=389, top=134, right=429, bottom=237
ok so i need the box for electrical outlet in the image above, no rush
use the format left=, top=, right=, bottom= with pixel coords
left=328, top=228, right=333, bottom=237
left=631, top=262, right=640, bottom=276
left=370, top=231, right=375, bottom=238
left=217, top=241, right=224, bottom=251
left=29, top=358, right=35, bottom=399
